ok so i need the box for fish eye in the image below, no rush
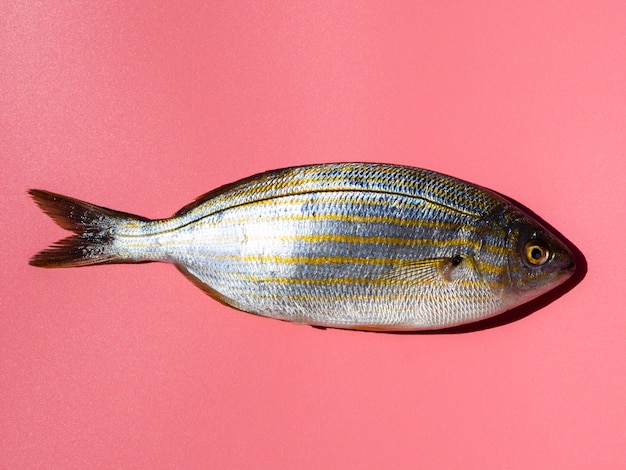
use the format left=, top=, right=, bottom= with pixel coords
left=524, top=241, right=550, bottom=266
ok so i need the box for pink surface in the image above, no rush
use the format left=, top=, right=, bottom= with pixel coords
left=2, top=2, right=625, bottom=468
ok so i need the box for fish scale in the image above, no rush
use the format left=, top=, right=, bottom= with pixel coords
left=29, top=162, right=575, bottom=330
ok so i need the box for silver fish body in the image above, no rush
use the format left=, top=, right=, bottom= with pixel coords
left=30, top=163, right=575, bottom=330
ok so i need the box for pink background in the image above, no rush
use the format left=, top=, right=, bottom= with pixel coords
left=2, top=2, right=625, bottom=468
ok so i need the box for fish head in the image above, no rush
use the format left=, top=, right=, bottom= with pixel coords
left=503, top=211, right=576, bottom=305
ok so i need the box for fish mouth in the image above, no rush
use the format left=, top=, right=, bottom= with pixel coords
left=554, top=245, right=576, bottom=275
left=545, top=249, right=576, bottom=290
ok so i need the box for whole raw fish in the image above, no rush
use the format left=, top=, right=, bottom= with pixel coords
left=30, top=163, right=575, bottom=330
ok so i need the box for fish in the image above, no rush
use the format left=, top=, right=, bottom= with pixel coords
left=29, top=162, right=575, bottom=331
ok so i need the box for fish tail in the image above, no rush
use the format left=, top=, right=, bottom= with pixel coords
left=29, top=189, right=150, bottom=268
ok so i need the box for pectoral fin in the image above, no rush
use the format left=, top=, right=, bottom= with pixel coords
left=379, top=255, right=465, bottom=284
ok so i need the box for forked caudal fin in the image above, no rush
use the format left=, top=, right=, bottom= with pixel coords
left=29, top=189, right=151, bottom=268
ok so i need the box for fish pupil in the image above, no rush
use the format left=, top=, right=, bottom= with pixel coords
left=530, top=247, right=543, bottom=260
